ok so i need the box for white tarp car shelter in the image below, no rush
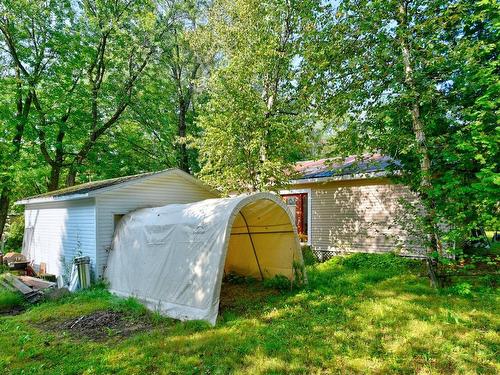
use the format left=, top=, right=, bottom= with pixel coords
left=105, top=192, right=304, bottom=325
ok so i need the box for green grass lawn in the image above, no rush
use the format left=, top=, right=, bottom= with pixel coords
left=0, top=254, right=498, bottom=374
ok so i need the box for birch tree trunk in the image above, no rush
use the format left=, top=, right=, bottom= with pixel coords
left=398, top=1, right=439, bottom=287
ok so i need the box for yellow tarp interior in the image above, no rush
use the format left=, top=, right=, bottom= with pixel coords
left=224, top=199, right=299, bottom=279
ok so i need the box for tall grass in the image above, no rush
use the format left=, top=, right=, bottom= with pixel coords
left=0, top=289, right=24, bottom=311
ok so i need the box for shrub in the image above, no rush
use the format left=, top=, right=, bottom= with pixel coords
left=263, top=275, right=292, bottom=292
left=440, top=282, right=475, bottom=297
left=450, top=282, right=473, bottom=297
left=301, top=245, right=318, bottom=266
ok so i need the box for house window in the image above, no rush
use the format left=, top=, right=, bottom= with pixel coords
left=281, top=193, right=309, bottom=243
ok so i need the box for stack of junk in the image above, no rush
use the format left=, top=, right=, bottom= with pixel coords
left=0, top=251, right=91, bottom=303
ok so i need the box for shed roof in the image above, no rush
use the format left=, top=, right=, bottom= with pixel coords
left=16, top=169, right=217, bottom=205
left=292, top=154, right=400, bottom=183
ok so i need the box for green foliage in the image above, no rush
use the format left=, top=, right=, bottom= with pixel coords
left=301, top=245, right=318, bottom=266
left=292, top=260, right=306, bottom=285
left=0, top=0, right=215, bottom=240
left=301, top=0, right=499, bottom=263
left=340, top=253, right=419, bottom=274
left=0, top=0, right=497, bottom=294
left=263, top=274, right=292, bottom=292
left=0, top=289, right=24, bottom=311
left=4, top=215, right=24, bottom=251
left=478, top=274, right=499, bottom=289
left=195, top=0, right=320, bottom=193
left=440, top=273, right=499, bottom=297
left=181, top=319, right=212, bottom=332
left=0, top=0, right=172, bottom=239
left=448, top=282, right=473, bottom=297
left=109, top=296, right=150, bottom=318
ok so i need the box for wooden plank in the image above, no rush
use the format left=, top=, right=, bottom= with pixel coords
left=17, top=276, right=56, bottom=290
left=11, top=278, right=35, bottom=295
left=2, top=273, right=34, bottom=295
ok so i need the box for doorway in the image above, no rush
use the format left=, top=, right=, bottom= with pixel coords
left=281, top=193, right=308, bottom=243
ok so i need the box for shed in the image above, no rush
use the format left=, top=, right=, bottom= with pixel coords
left=15, top=169, right=218, bottom=279
left=106, top=192, right=303, bottom=325
left=280, top=154, right=425, bottom=259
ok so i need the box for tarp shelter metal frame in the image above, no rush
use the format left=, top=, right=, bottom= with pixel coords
left=105, top=192, right=304, bottom=325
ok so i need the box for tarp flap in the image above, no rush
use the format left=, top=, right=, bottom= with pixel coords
left=105, top=192, right=303, bottom=325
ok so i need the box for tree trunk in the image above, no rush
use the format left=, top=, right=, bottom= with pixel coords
left=0, top=67, right=32, bottom=240
left=0, top=192, right=9, bottom=241
left=48, top=164, right=62, bottom=191
left=66, top=168, right=77, bottom=187
left=178, top=98, right=189, bottom=173
left=47, top=127, right=66, bottom=191
left=402, top=53, right=431, bottom=189
left=398, top=1, right=439, bottom=287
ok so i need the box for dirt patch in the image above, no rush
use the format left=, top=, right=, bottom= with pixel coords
left=43, top=310, right=153, bottom=340
left=219, top=282, right=278, bottom=314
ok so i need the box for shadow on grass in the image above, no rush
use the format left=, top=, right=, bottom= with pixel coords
left=0, top=255, right=498, bottom=374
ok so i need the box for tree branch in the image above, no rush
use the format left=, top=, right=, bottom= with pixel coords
left=0, top=17, right=30, bottom=78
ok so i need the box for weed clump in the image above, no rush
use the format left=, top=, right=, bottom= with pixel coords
left=301, top=245, right=318, bottom=266
left=263, top=275, right=295, bottom=292
left=448, top=282, right=473, bottom=297
left=340, top=252, right=419, bottom=274
left=0, top=289, right=24, bottom=313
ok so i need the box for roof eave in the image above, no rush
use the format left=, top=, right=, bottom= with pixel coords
left=15, top=193, right=90, bottom=206
left=15, top=169, right=177, bottom=205
left=81, top=169, right=219, bottom=197
left=289, top=170, right=397, bottom=185
left=83, top=169, right=177, bottom=197
left=15, top=168, right=220, bottom=205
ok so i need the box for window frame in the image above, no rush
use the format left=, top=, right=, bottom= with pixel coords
left=280, top=188, right=312, bottom=246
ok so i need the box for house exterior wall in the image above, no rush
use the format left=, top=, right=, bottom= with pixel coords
left=291, top=178, right=424, bottom=257
left=22, top=198, right=96, bottom=278
left=94, top=174, right=218, bottom=278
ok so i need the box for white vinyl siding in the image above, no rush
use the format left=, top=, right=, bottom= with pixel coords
left=94, top=174, right=218, bottom=278
left=292, top=179, right=424, bottom=255
left=20, top=171, right=217, bottom=280
left=23, top=199, right=96, bottom=278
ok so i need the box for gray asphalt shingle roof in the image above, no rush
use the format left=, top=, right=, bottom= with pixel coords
left=294, top=154, right=400, bottom=180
